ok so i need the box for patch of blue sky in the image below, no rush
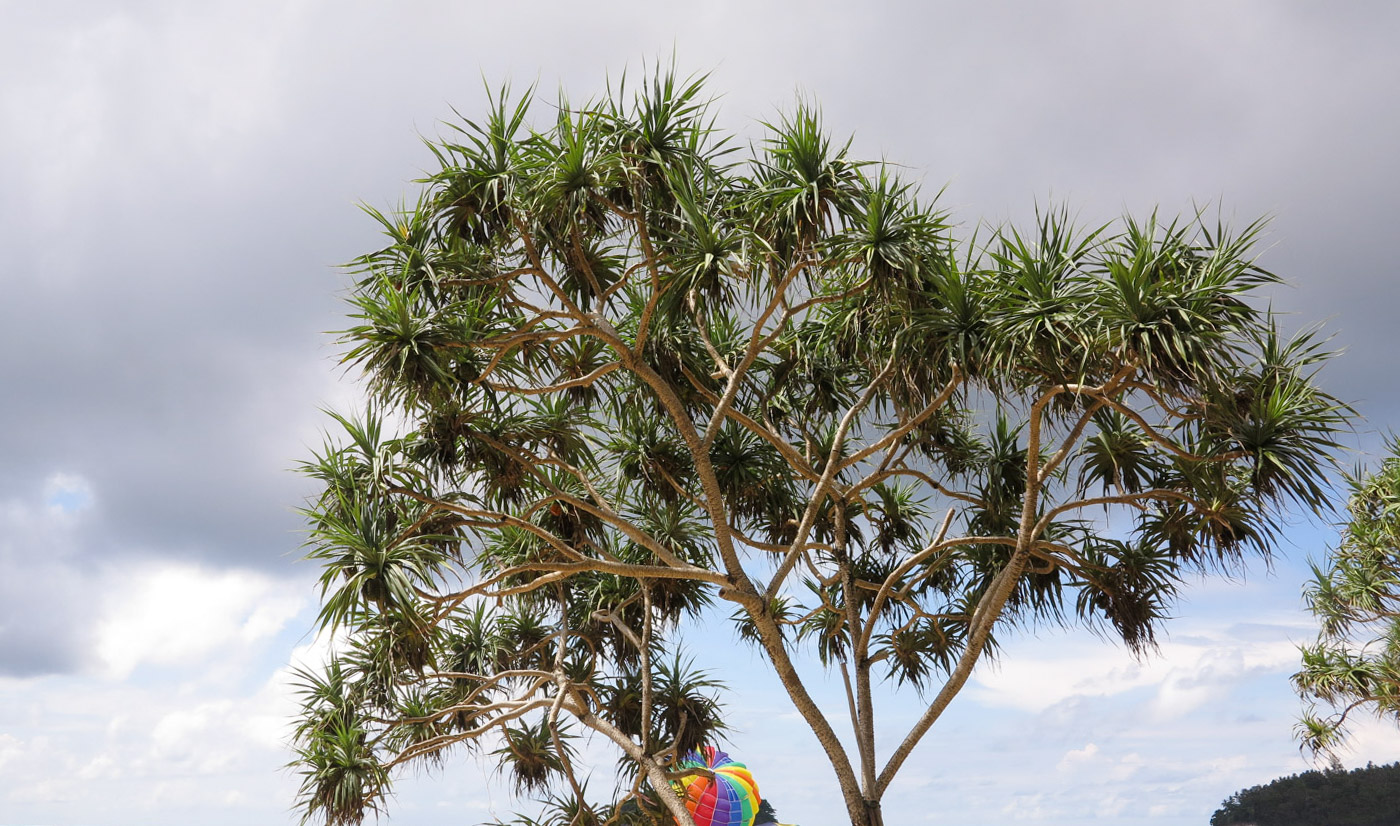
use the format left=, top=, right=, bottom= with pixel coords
left=42, top=472, right=92, bottom=514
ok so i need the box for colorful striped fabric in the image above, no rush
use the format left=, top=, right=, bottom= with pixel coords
left=672, top=747, right=761, bottom=826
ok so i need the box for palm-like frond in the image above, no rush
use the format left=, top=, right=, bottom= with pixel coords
left=492, top=719, right=577, bottom=797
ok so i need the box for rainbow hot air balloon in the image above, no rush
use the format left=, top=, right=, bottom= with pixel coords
left=671, top=747, right=761, bottom=826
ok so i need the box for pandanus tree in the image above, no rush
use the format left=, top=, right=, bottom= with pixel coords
left=292, top=68, right=1350, bottom=826
left=1296, top=440, right=1400, bottom=756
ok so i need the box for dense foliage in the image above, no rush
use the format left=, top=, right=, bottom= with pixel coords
left=1211, top=762, right=1400, bottom=826
left=290, top=67, right=1349, bottom=826
left=1296, top=440, right=1400, bottom=754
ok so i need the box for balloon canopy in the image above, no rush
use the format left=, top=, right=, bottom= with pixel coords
left=672, top=747, right=761, bottom=826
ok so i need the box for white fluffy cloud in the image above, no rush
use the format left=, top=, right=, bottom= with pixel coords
left=0, top=568, right=317, bottom=824
left=970, top=615, right=1310, bottom=719
left=94, top=562, right=306, bottom=679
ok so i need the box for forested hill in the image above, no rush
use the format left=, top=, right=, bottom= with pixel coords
left=1211, top=761, right=1400, bottom=826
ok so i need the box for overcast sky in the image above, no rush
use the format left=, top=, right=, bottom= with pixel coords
left=3, top=2, right=1400, bottom=825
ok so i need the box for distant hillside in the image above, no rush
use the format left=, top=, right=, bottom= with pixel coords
left=1211, top=761, right=1400, bottom=826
